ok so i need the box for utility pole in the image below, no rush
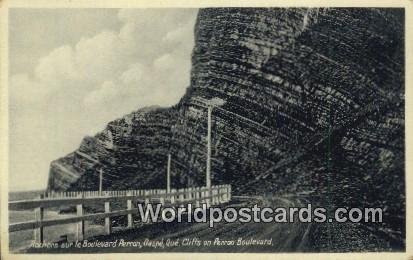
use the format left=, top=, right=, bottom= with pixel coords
left=167, top=154, right=171, bottom=193
left=203, top=97, right=225, bottom=189
left=206, top=105, right=212, bottom=188
left=99, top=168, right=103, bottom=196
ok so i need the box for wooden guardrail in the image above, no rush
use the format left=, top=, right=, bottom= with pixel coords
left=9, top=185, right=231, bottom=243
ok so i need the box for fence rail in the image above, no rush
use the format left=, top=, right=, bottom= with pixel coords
left=9, top=184, right=231, bottom=243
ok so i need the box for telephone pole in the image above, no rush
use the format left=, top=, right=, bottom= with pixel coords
left=167, top=154, right=171, bottom=193
left=205, top=97, right=225, bottom=189
left=206, top=106, right=212, bottom=188
left=99, top=168, right=103, bottom=196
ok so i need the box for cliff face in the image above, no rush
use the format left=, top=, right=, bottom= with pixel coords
left=48, top=106, right=178, bottom=191
left=47, top=8, right=404, bottom=249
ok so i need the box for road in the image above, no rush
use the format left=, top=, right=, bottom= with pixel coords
left=25, top=195, right=313, bottom=253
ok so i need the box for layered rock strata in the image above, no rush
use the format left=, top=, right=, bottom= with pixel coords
left=47, top=8, right=404, bottom=250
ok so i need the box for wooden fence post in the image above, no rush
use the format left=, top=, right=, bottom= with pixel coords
left=216, top=186, right=220, bottom=204
left=127, top=191, right=133, bottom=228
left=195, top=188, right=200, bottom=207
left=217, top=186, right=220, bottom=203
left=204, top=189, right=207, bottom=207
left=34, top=206, right=44, bottom=243
left=216, top=187, right=219, bottom=205
left=144, top=191, right=151, bottom=223
left=104, top=201, right=111, bottom=235
left=188, top=187, right=192, bottom=207
left=76, top=203, right=84, bottom=241
left=144, top=190, right=150, bottom=205
left=212, top=188, right=216, bottom=206
left=170, top=189, right=175, bottom=205
left=217, top=187, right=220, bottom=205
left=220, top=186, right=224, bottom=203
left=179, top=189, right=184, bottom=207
left=205, top=189, right=210, bottom=208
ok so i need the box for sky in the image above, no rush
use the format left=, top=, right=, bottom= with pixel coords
left=9, top=8, right=198, bottom=191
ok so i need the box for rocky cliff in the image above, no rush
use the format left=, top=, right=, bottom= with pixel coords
left=47, top=8, right=404, bottom=250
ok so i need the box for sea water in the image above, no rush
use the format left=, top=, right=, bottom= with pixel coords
left=8, top=191, right=106, bottom=252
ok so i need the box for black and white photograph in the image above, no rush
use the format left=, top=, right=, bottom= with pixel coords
left=1, top=1, right=411, bottom=259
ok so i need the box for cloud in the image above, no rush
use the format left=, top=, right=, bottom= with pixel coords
left=153, top=54, right=175, bottom=71
left=10, top=74, right=46, bottom=104
left=84, top=81, right=118, bottom=106
left=120, top=63, right=144, bottom=85
left=35, top=45, right=80, bottom=82
left=11, top=8, right=197, bottom=111
left=11, top=9, right=195, bottom=106
left=75, top=31, right=126, bottom=83
left=9, top=9, right=198, bottom=190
